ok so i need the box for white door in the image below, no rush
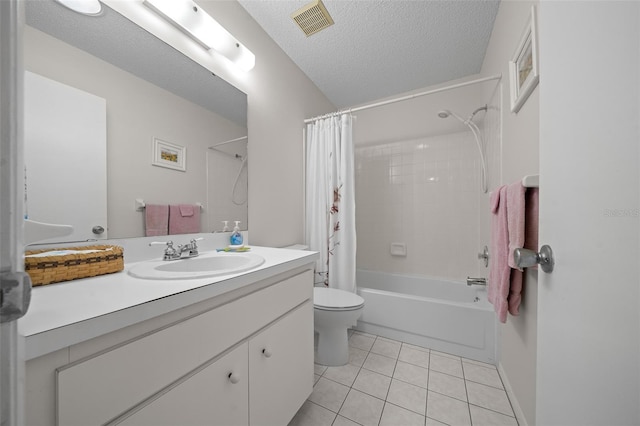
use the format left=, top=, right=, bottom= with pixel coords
left=24, top=71, right=108, bottom=243
left=0, top=1, right=30, bottom=426
left=537, top=2, right=640, bottom=425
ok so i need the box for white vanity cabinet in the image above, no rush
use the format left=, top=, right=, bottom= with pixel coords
left=114, top=302, right=313, bottom=426
left=249, top=301, right=313, bottom=425
left=26, top=267, right=314, bottom=426
left=117, top=342, right=250, bottom=426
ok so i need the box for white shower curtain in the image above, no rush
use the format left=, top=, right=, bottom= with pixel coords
left=305, top=114, right=356, bottom=293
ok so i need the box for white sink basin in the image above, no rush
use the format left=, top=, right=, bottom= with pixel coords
left=128, top=252, right=265, bottom=280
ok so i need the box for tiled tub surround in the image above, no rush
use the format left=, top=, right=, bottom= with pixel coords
left=355, top=132, right=484, bottom=282
left=290, top=331, right=516, bottom=426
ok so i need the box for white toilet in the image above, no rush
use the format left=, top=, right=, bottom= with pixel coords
left=313, top=287, right=365, bottom=366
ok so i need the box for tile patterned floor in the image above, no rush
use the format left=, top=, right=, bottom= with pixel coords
left=289, top=331, right=518, bottom=426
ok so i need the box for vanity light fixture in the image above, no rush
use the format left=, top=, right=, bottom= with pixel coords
left=143, top=0, right=255, bottom=71
left=54, top=0, right=103, bottom=16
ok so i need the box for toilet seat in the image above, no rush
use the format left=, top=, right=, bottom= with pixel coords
left=314, top=287, right=364, bottom=311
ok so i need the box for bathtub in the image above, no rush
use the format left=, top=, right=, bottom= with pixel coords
left=355, top=270, right=497, bottom=363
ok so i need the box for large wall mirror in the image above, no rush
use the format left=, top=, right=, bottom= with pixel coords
left=24, top=0, right=248, bottom=244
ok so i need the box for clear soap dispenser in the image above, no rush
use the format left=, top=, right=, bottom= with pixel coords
left=230, top=221, right=243, bottom=246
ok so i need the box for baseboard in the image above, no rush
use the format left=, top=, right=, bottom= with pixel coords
left=498, top=362, right=529, bottom=426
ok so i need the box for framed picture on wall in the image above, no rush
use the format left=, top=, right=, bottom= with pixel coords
left=509, top=6, right=539, bottom=113
left=152, top=138, right=186, bottom=172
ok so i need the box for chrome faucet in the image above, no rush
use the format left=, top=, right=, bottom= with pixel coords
left=466, top=277, right=487, bottom=286
left=178, top=238, right=202, bottom=258
left=150, top=238, right=203, bottom=261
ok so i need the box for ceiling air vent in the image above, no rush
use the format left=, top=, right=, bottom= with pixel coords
left=291, top=0, right=334, bottom=37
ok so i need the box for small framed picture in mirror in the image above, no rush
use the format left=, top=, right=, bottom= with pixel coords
left=152, top=138, right=186, bottom=172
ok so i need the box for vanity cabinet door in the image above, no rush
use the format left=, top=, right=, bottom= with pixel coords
left=116, top=342, right=249, bottom=426
left=249, top=301, right=314, bottom=426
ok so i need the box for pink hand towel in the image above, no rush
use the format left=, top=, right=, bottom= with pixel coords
left=169, top=204, right=201, bottom=235
left=506, top=181, right=526, bottom=270
left=507, top=187, right=539, bottom=317
left=505, top=181, right=526, bottom=317
left=488, top=182, right=538, bottom=321
left=488, top=186, right=510, bottom=323
left=508, top=268, right=523, bottom=318
left=179, top=204, right=194, bottom=217
left=145, top=204, right=169, bottom=237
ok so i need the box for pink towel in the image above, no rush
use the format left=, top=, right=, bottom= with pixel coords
left=179, top=204, right=194, bottom=217
left=505, top=181, right=526, bottom=317
left=169, top=204, right=201, bottom=235
left=507, top=182, right=526, bottom=270
left=507, top=187, right=539, bottom=317
left=488, top=183, right=539, bottom=322
left=145, top=204, right=169, bottom=237
left=488, top=186, right=510, bottom=323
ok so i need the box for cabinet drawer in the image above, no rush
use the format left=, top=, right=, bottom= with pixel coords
left=57, top=270, right=312, bottom=426
left=116, top=343, right=249, bottom=426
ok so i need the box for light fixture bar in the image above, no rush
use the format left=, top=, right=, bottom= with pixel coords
left=143, top=0, right=255, bottom=71
left=54, top=0, right=103, bottom=16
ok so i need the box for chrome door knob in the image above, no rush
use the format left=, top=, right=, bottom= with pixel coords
left=513, top=245, right=554, bottom=273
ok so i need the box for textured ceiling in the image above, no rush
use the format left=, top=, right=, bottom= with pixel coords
left=25, top=0, right=499, bottom=128
left=24, top=0, right=247, bottom=127
left=238, top=0, right=500, bottom=109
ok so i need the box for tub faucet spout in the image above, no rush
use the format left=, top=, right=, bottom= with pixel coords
left=466, top=277, right=487, bottom=286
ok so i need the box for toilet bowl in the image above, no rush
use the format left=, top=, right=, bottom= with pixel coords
left=313, top=287, right=364, bottom=366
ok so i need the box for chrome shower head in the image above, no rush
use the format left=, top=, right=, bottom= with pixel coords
left=438, top=109, right=466, bottom=124
left=438, top=106, right=487, bottom=123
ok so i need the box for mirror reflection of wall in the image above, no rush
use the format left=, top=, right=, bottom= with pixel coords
left=207, top=136, right=248, bottom=233
left=23, top=0, right=248, bottom=241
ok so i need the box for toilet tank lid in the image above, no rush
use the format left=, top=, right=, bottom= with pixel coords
left=314, top=287, right=364, bottom=309
left=282, top=244, right=309, bottom=250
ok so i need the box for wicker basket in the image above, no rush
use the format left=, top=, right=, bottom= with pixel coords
left=25, top=245, right=124, bottom=286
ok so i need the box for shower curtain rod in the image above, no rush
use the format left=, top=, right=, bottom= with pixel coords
left=209, top=135, right=248, bottom=148
left=304, top=74, right=502, bottom=124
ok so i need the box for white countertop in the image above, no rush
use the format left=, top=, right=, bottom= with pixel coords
left=19, top=238, right=317, bottom=360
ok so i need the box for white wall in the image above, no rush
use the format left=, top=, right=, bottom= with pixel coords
left=24, top=27, right=246, bottom=238
left=479, top=1, right=539, bottom=425
left=24, top=1, right=335, bottom=245
left=194, top=1, right=335, bottom=248
left=207, top=142, right=248, bottom=233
